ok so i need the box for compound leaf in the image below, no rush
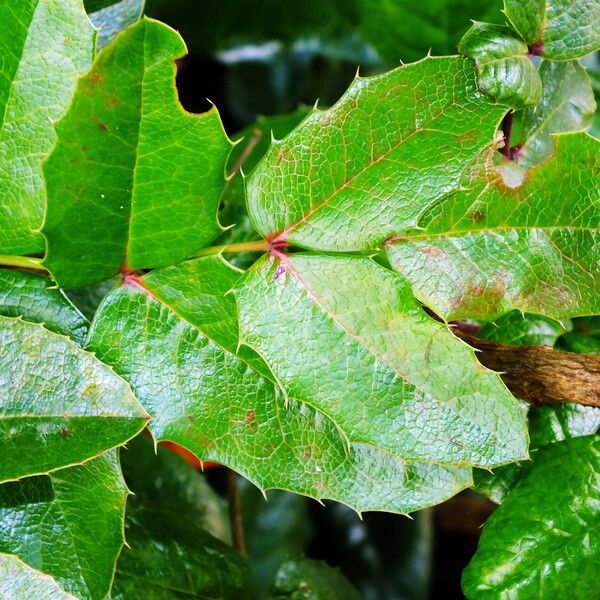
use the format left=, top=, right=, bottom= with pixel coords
left=0, top=452, right=128, bottom=600
left=504, top=0, right=600, bottom=60
left=87, top=255, right=471, bottom=514
left=386, top=132, right=600, bottom=321
left=43, top=18, right=232, bottom=288
left=0, top=0, right=95, bottom=255
left=0, top=554, right=76, bottom=600
left=0, top=316, right=148, bottom=482
left=235, top=254, right=527, bottom=468
left=0, top=269, right=88, bottom=345
left=463, top=435, right=600, bottom=599
left=458, top=22, right=542, bottom=108
left=247, top=57, right=505, bottom=252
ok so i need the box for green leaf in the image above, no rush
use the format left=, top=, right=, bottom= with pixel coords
left=87, top=255, right=471, bottom=514
left=504, top=0, right=600, bottom=60
left=477, top=311, right=568, bottom=346
left=239, top=479, right=313, bottom=596
left=0, top=554, right=76, bottom=600
left=458, top=22, right=542, bottom=108
left=43, top=18, right=232, bottom=288
left=0, top=316, right=148, bottom=482
left=218, top=108, right=311, bottom=268
left=111, top=507, right=255, bottom=599
left=386, top=132, right=600, bottom=321
left=0, top=0, right=95, bottom=255
left=463, top=435, right=600, bottom=599
left=89, top=0, right=145, bottom=51
left=246, top=57, right=505, bottom=252
left=517, top=60, right=596, bottom=167
left=357, top=0, right=504, bottom=62
left=268, top=558, right=360, bottom=600
left=236, top=254, right=527, bottom=468
left=0, top=269, right=88, bottom=345
left=0, top=452, right=127, bottom=600
left=121, top=435, right=230, bottom=543
left=557, top=316, right=600, bottom=354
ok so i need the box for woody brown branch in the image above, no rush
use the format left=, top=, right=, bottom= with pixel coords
left=453, top=330, right=600, bottom=408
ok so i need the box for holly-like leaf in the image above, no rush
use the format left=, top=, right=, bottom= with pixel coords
left=87, top=256, right=471, bottom=514
left=463, top=435, right=600, bottom=599
left=357, top=0, right=504, bottom=62
left=504, top=0, right=600, bottom=60
left=0, top=269, right=88, bottom=345
left=236, top=254, right=527, bottom=468
left=88, top=0, right=145, bottom=51
left=43, top=18, right=232, bottom=288
left=0, top=0, right=95, bottom=255
left=386, top=132, right=600, bottom=321
left=246, top=57, right=505, bottom=252
left=0, top=316, right=147, bottom=482
left=0, top=554, right=76, bottom=600
left=0, top=452, right=127, bottom=600
left=121, top=435, right=230, bottom=543
left=268, top=558, right=360, bottom=600
left=458, top=22, right=542, bottom=108
left=110, top=507, right=255, bottom=599
left=477, top=311, right=568, bottom=346
left=517, top=60, right=596, bottom=167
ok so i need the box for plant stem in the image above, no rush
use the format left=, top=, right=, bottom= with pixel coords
left=191, top=240, right=269, bottom=257
left=226, top=469, right=247, bottom=557
left=0, top=255, right=47, bottom=271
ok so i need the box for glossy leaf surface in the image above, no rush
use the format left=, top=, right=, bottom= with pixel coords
left=0, top=316, right=147, bottom=482
left=247, top=57, right=505, bottom=251
left=269, top=558, right=360, bottom=600
left=0, top=269, right=88, bottom=345
left=463, top=435, right=600, bottom=599
left=0, top=554, right=75, bottom=600
left=0, top=0, right=95, bottom=255
left=89, top=0, right=145, bottom=50
left=0, top=452, right=127, bottom=600
left=236, top=254, right=527, bottom=468
left=517, top=60, right=596, bottom=167
left=386, top=132, right=600, bottom=321
left=43, top=18, right=232, bottom=288
left=87, top=256, right=471, bottom=513
left=111, top=507, right=255, bottom=599
left=458, top=23, right=541, bottom=108
left=504, top=0, right=600, bottom=60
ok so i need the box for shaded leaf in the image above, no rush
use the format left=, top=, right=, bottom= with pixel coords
left=87, top=256, right=471, bottom=513
left=463, top=435, right=600, bottom=599
left=504, top=0, right=600, bottom=60
left=239, top=479, right=313, bottom=596
left=0, top=0, right=95, bottom=254
left=458, top=22, right=541, bottom=108
left=386, top=132, right=600, bottom=321
left=357, top=0, right=504, bottom=62
left=517, top=60, right=596, bottom=167
left=0, top=452, right=127, bottom=600
left=0, top=554, right=76, bottom=600
left=268, top=558, right=360, bottom=600
left=121, top=435, right=230, bottom=543
left=0, top=316, right=148, bottom=482
left=247, top=57, right=505, bottom=252
left=89, top=0, right=146, bottom=50
left=0, top=269, right=88, bottom=345
left=43, top=18, right=232, bottom=288
left=111, top=507, right=255, bottom=599
left=235, top=254, right=527, bottom=467
left=477, top=311, right=568, bottom=347
left=65, top=277, right=119, bottom=321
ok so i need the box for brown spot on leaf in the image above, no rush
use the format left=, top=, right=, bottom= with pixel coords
left=98, top=122, right=107, bottom=132
left=422, top=246, right=445, bottom=259
left=60, top=428, right=72, bottom=438
left=470, top=210, right=485, bottom=223
left=244, top=409, right=258, bottom=431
